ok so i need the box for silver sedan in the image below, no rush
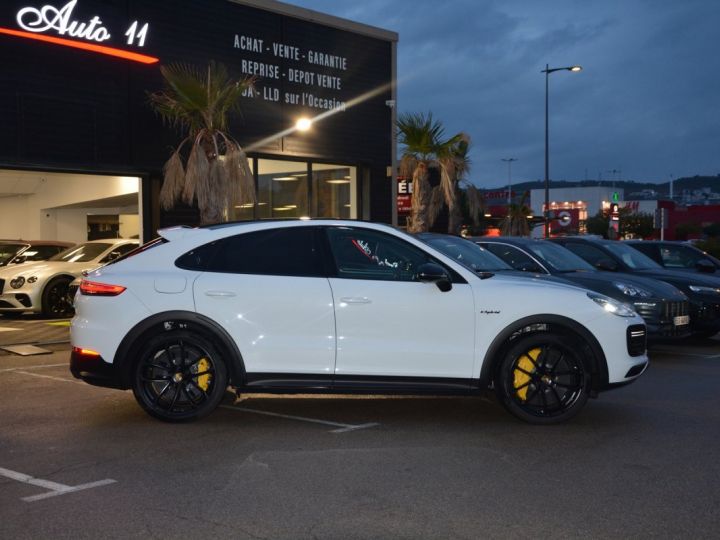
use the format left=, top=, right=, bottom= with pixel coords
left=0, top=239, right=138, bottom=318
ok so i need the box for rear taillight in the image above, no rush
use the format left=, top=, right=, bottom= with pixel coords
left=79, top=280, right=126, bottom=296
left=72, top=346, right=101, bottom=358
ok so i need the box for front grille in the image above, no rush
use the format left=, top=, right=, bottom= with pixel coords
left=627, top=324, right=647, bottom=357
left=663, top=300, right=689, bottom=320
left=633, top=300, right=690, bottom=337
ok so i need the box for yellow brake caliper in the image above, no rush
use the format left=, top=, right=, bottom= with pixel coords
left=194, top=358, right=212, bottom=391
left=514, top=348, right=540, bottom=401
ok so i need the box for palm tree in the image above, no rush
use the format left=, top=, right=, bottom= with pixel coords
left=499, top=190, right=532, bottom=236
left=148, top=61, right=256, bottom=225
left=397, top=112, right=466, bottom=234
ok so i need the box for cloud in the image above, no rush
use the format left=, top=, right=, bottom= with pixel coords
left=293, top=0, right=720, bottom=186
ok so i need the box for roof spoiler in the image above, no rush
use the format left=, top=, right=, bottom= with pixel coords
left=157, top=226, right=206, bottom=242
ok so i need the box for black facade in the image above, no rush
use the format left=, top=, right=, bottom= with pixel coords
left=0, top=0, right=397, bottom=239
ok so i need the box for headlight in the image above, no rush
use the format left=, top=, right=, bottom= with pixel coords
left=587, top=292, right=637, bottom=317
left=10, top=277, right=25, bottom=289
left=613, top=281, right=652, bottom=297
left=688, top=285, right=720, bottom=294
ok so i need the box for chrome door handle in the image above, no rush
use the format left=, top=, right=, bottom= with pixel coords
left=204, top=290, right=237, bottom=298
left=340, top=296, right=371, bottom=304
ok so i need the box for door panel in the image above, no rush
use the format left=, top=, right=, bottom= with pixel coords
left=194, top=274, right=335, bottom=374
left=329, top=278, right=475, bottom=378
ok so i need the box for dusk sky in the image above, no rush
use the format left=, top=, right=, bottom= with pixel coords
left=293, top=0, right=720, bottom=189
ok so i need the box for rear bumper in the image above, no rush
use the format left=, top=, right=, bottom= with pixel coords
left=69, top=348, right=125, bottom=389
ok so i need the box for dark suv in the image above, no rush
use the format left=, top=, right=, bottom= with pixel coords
left=551, top=236, right=720, bottom=338
left=474, top=236, right=690, bottom=341
left=626, top=240, right=720, bottom=275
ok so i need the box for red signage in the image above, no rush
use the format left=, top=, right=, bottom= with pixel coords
left=397, top=176, right=412, bottom=215
left=0, top=1, right=159, bottom=64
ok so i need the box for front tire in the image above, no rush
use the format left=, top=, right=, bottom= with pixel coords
left=41, top=277, right=74, bottom=318
left=132, top=330, right=228, bottom=422
left=495, top=333, right=590, bottom=424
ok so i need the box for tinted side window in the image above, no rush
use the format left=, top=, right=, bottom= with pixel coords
left=660, top=245, right=700, bottom=268
left=483, top=244, right=543, bottom=272
left=562, top=243, right=607, bottom=266
left=326, top=227, right=434, bottom=282
left=629, top=243, right=660, bottom=264
left=206, top=227, right=323, bottom=277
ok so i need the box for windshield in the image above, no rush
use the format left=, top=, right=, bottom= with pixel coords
left=49, top=242, right=113, bottom=263
left=420, top=235, right=513, bottom=272
left=0, top=244, right=26, bottom=265
left=603, top=242, right=663, bottom=270
left=524, top=241, right=596, bottom=272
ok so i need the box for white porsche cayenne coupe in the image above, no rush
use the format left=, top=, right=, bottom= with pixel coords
left=70, top=220, right=648, bottom=424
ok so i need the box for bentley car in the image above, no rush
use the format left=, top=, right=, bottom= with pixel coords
left=0, top=238, right=139, bottom=318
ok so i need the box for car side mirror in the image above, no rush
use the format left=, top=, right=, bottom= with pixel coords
left=12, top=256, right=27, bottom=264
left=696, top=259, right=716, bottom=273
left=595, top=258, right=619, bottom=271
left=417, top=262, right=453, bottom=292
left=107, top=251, right=121, bottom=261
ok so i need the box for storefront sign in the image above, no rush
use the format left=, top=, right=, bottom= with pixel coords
left=233, top=31, right=349, bottom=112
left=397, top=177, right=412, bottom=215
left=1, top=0, right=158, bottom=63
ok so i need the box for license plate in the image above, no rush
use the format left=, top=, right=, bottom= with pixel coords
left=674, top=315, right=690, bottom=326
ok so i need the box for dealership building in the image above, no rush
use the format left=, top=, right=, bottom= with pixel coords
left=0, top=0, right=398, bottom=244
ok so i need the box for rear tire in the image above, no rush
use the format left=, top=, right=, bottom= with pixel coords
left=132, top=330, right=228, bottom=422
left=495, top=332, right=590, bottom=424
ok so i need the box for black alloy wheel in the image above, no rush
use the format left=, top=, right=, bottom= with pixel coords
left=132, top=330, right=228, bottom=422
left=41, top=277, right=75, bottom=318
left=495, top=333, right=590, bottom=424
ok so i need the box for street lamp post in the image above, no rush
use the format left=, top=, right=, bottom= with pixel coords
left=543, top=63, right=582, bottom=238
left=501, top=157, right=517, bottom=205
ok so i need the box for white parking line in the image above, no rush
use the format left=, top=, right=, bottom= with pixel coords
left=0, top=466, right=116, bottom=502
left=0, top=363, right=67, bottom=373
left=13, top=370, right=85, bottom=385
left=219, top=405, right=379, bottom=433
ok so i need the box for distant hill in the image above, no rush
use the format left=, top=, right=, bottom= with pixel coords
left=482, top=175, right=720, bottom=198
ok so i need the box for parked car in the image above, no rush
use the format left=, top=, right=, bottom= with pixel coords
left=473, top=237, right=690, bottom=341
left=71, top=220, right=648, bottom=425
left=550, top=236, right=720, bottom=338
left=0, top=240, right=74, bottom=267
left=0, top=239, right=139, bottom=318
left=626, top=240, right=720, bottom=275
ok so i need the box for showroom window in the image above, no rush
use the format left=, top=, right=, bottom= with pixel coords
left=312, top=164, right=357, bottom=219
left=232, top=159, right=357, bottom=221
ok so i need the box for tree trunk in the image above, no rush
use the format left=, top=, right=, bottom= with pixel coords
left=408, top=163, right=431, bottom=233
left=447, top=195, right=462, bottom=235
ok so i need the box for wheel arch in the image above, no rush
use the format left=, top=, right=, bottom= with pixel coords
left=113, top=310, right=246, bottom=389
left=40, top=273, right=76, bottom=314
left=478, top=314, right=608, bottom=392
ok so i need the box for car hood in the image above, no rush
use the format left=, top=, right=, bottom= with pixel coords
left=635, top=268, right=720, bottom=288
left=558, top=270, right=687, bottom=300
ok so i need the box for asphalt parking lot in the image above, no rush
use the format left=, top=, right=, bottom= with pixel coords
left=1, top=316, right=719, bottom=539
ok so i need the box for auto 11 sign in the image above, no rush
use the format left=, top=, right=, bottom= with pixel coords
left=0, top=0, right=392, bottom=157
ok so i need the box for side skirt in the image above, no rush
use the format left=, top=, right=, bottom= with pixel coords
left=240, top=373, right=481, bottom=395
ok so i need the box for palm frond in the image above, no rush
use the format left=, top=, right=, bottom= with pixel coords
left=183, top=135, right=210, bottom=204
left=159, top=150, right=186, bottom=210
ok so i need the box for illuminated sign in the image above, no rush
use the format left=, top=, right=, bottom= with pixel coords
left=0, top=0, right=158, bottom=63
